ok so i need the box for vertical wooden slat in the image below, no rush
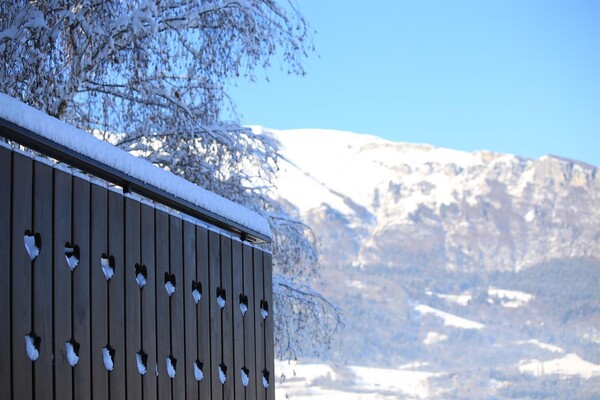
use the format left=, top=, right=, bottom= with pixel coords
left=53, top=170, right=73, bottom=399
left=90, top=184, right=109, bottom=400
left=11, top=153, right=33, bottom=400
left=155, top=210, right=171, bottom=400
left=33, top=161, right=53, bottom=399
left=170, top=215, right=186, bottom=399
left=253, top=249, right=265, bottom=400
left=183, top=221, right=199, bottom=400
left=108, top=190, right=126, bottom=400
left=125, top=197, right=142, bottom=399
left=0, top=147, right=10, bottom=400
left=196, top=226, right=211, bottom=398
left=141, top=204, right=157, bottom=400
left=221, top=235, right=234, bottom=399
left=232, top=240, right=245, bottom=400
left=73, top=176, right=92, bottom=399
left=208, top=230, right=223, bottom=399
left=54, top=168, right=72, bottom=400
left=242, top=244, right=256, bottom=400
left=263, top=253, right=275, bottom=399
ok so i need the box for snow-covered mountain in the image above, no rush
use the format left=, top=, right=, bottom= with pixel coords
left=263, top=128, right=600, bottom=398
left=270, top=128, right=600, bottom=273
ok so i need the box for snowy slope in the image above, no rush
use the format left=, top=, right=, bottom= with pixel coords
left=415, top=305, right=485, bottom=330
left=271, top=128, right=479, bottom=218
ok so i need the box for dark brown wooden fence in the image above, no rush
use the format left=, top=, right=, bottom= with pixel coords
left=0, top=123, right=275, bottom=399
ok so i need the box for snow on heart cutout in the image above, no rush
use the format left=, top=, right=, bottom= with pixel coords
left=191, top=280, right=202, bottom=304
left=102, top=345, right=115, bottom=371
left=164, top=272, right=176, bottom=297
left=239, top=293, right=249, bottom=316
left=218, top=363, right=228, bottom=384
left=136, top=350, right=148, bottom=375
left=64, top=242, right=80, bottom=271
left=25, top=332, right=41, bottom=361
left=260, top=299, right=269, bottom=320
left=166, top=355, right=177, bottom=378
left=241, top=366, right=250, bottom=387
left=216, top=287, right=226, bottom=309
left=135, top=263, right=147, bottom=289
left=262, top=369, right=270, bottom=388
left=23, top=230, right=41, bottom=261
left=65, top=339, right=80, bottom=367
left=193, top=360, right=204, bottom=381
left=101, top=254, right=115, bottom=281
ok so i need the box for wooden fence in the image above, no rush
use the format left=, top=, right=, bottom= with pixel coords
left=0, top=120, right=275, bottom=399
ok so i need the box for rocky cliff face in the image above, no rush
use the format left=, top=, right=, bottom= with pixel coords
left=269, top=128, right=600, bottom=273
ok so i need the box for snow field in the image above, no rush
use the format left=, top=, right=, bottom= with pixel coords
left=519, top=354, right=600, bottom=379
left=275, top=360, right=441, bottom=399
left=415, top=304, right=485, bottom=330
left=488, top=286, right=534, bottom=308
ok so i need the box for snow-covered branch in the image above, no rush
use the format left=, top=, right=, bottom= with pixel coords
left=0, top=0, right=339, bottom=361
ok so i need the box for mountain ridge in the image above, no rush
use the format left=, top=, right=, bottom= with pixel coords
left=265, top=127, right=600, bottom=272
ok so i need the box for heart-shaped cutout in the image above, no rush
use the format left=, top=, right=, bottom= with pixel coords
left=23, top=230, right=41, bottom=261
left=241, top=366, right=250, bottom=387
left=260, top=300, right=269, bottom=320
left=166, top=355, right=177, bottom=378
left=194, top=360, right=204, bottom=381
left=191, top=280, right=202, bottom=304
left=135, top=263, right=147, bottom=289
left=101, top=253, right=115, bottom=281
left=262, top=369, right=270, bottom=388
left=136, top=350, right=148, bottom=375
left=216, top=287, right=226, bottom=309
left=164, top=272, right=176, bottom=297
left=239, top=294, right=248, bottom=316
left=64, top=242, right=80, bottom=271
left=102, top=344, right=115, bottom=371
left=25, top=332, right=41, bottom=361
left=65, top=338, right=80, bottom=367
left=218, top=363, right=227, bottom=384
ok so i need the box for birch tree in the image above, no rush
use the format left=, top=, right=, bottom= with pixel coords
left=0, top=0, right=339, bottom=359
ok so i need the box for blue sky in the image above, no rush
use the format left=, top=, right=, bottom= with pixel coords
left=228, top=0, right=599, bottom=166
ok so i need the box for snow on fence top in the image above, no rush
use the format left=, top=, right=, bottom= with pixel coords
left=0, top=93, right=271, bottom=242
